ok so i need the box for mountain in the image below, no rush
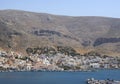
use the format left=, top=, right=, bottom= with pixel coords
left=0, top=9, right=120, bottom=56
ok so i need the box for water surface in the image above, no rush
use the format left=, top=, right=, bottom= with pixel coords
left=0, top=70, right=120, bottom=84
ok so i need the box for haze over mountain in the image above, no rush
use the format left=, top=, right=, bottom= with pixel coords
left=0, top=10, right=120, bottom=56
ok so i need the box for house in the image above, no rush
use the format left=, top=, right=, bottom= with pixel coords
left=90, top=63, right=100, bottom=68
left=43, top=58, right=50, bottom=66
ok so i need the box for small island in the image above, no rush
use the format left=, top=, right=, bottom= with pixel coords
left=87, top=78, right=120, bottom=84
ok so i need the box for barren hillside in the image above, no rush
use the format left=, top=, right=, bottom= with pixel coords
left=0, top=10, right=120, bottom=56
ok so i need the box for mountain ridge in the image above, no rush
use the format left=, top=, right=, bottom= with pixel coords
left=0, top=10, right=120, bottom=56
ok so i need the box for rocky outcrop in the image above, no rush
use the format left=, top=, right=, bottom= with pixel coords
left=93, top=37, right=120, bottom=46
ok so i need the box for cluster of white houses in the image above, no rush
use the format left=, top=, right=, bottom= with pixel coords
left=0, top=50, right=120, bottom=72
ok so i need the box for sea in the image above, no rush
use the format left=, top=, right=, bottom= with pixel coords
left=0, top=69, right=120, bottom=84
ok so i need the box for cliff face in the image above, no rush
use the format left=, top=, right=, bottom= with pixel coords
left=0, top=10, right=120, bottom=56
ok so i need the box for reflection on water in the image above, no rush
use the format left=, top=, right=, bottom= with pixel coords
left=0, top=70, right=120, bottom=84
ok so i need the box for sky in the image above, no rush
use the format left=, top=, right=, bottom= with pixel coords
left=0, top=0, right=120, bottom=18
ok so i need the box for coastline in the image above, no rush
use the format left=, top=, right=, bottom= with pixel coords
left=0, top=68, right=120, bottom=73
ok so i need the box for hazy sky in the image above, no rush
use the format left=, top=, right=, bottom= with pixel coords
left=0, top=0, right=120, bottom=18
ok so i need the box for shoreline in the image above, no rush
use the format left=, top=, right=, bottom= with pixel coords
left=0, top=68, right=120, bottom=73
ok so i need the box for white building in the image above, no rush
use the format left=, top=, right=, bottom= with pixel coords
left=90, top=63, right=100, bottom=68
left=43, top=58, right=50, bottom=66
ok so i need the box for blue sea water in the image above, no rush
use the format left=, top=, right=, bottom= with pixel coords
left=0, top=70, right=120, bottom=84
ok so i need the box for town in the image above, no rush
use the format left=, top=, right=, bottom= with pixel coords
left=0, top=46, right=120, bottom=72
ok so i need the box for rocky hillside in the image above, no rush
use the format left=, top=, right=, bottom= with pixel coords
left=0, top=9, right=120, bottom=56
